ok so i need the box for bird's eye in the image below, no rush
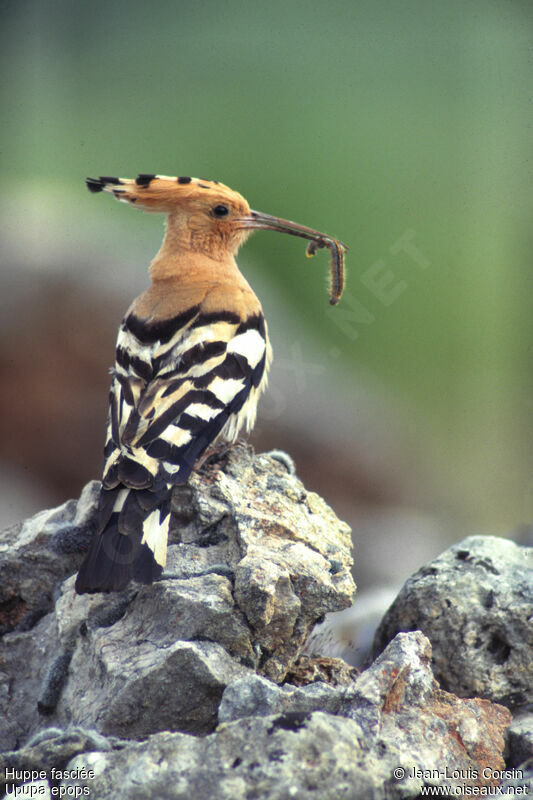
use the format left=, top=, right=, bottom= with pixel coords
left=212, top=204, right=229, bottom=218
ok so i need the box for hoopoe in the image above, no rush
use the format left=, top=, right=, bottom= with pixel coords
left=75, top=174, right=346, bottom=593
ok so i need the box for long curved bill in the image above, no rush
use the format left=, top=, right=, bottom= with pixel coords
left=239, top=211, right=347, bottom=305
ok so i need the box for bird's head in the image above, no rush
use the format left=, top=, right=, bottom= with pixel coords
left=87, top=174, right=346, bottom=302
left=87, top=174, right=255, bottom=258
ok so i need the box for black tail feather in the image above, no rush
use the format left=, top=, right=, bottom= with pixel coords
left=75, top=484, right=170, bottom=594
left=118, top=490, right=143, bottom=536
left=132, top=543, right=164, bottom=584
left=75, top=514, right=141, bottom=593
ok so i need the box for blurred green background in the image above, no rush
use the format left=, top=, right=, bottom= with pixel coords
left=1, top=0, right=533, bottom=572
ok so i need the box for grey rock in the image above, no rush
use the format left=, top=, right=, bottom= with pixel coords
left=0, top=612, right=60, bottom=750
left=61, top=716, right=377, bottom=800
left=372, top=535, right=533, bottom=707
left=0, top=632, right=512, bottom=799
left=206, top=447, right=354, bottom=681
left=167, top=446, right=355, bottom=683
left=58, top=636, right=250, bottom=738
left=219, top=673, right=349, bottom=723
left=222, top=632, right=511, bottom=788
left=2, top=447, right=520, bottom=798
left=56, top=571, right=254, bottom=663
left=54, top=632, right=510, bottom=800
left=345, top=630, right=510, bottom=786
left=54, top=576, right=137, bottom=649
left=0, top=445, right=354, bottom=743
left=0, top=480, right=99, bottom=635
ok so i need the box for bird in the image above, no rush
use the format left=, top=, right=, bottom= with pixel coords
left=75, top=174, right=346, bottom=594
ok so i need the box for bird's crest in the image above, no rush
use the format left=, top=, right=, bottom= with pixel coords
left=86, top=174, right=249, bottom=215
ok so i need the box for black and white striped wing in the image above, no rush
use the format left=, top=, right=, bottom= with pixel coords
left=103, top=311, right=269, bottom=489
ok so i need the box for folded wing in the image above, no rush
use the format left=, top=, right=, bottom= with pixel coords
left=103, top=308, right=269, bottom=490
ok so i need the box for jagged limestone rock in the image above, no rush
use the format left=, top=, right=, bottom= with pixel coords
left=218, top=672, right=349, bottom=723
left=12, top=632, right=510, bottom=800
left=2, top=446, right=521, bottom=798
left=0, top=444, right=355, bottom=744
left=372, top=536, right=533, bottom=708
left=0, top=480, right=99, bottom=636
left=170, top=444, right=355, bottom=681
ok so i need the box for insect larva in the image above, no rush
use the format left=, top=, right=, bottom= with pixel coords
left=306, top=237, right=346, bottom=305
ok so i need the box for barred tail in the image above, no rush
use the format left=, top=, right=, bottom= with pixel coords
left=75, top=484, right=171, bottom=594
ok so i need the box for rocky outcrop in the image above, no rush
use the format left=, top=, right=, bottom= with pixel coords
left=1, top=633, right=513, bottom=800
left=1, top=447, right=531, bottom=798
left=0, top=444, right=354, bottom=747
